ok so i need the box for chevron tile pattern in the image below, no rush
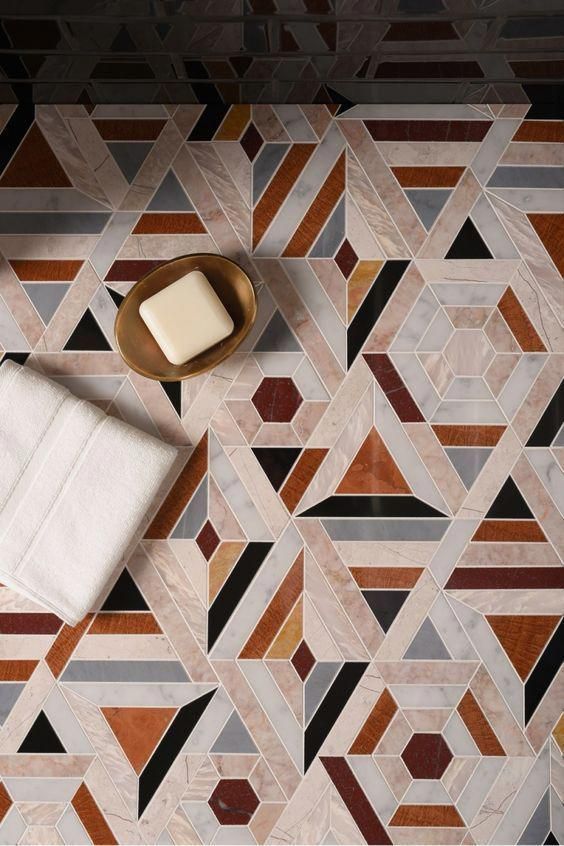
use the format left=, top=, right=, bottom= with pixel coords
left=0, top=104, right=562, bottom=845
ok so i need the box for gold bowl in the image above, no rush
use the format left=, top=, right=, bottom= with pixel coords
left=114, top=253, right=257, bottom=381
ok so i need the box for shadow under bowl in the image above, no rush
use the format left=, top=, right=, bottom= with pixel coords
left=114, top=253, right=257, bottom=381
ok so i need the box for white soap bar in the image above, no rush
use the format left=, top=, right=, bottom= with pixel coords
left=139, top=270, right=234, bottom=365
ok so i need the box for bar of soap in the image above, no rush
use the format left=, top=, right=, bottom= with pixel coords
left=139, top=270, right=234, bottom=365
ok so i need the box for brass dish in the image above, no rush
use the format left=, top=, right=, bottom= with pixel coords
left=114, top=253, right=257, bottom=381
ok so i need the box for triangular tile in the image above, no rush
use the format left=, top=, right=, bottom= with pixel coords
left=405, top=189, right=451, bottom=231
left=64, top=308, right=111, bottom=351
left=0, top=683, right=25, bottom=726
left=336, top=427, right=411, bottom=495
left=211, top=710, right=258, bottom=754
left=486, top=476, right=533, bottom=519
left=362, top=590, right=409, bottom=633
left=254, top=310, right=301, bottom=352
left=18, top=711, right=66, bottom=753
left=106, top=286, right=125, bottom=308
left=149, top=170, right=193, bottom=211
left=404, top=618, right=451, bottom=660
left=160, top=380, right=182, bottom=417
left=23, top=283, right=69, bottom=325
left=446, top=447, right=492, bottom=489
left=0, top=124, right=71, bottom=188
left=486, top=615, right=559, bottom=681
left=107, top=142, right=152, bottom=183
left=445, top=218, right=492, bottom=259
left=110, top=26, right=137, bottom=52
left=1, top=352, right=30, bottom=365
left=102, top=568, right=149, bottom=611
left=518, top=789, right=550, bottom=845
left=252, top=447, right=301, bottom=491
left=102, top=706, right=176, bottom=773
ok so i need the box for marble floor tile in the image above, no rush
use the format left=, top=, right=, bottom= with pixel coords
left=0, top=104, right=562, bottom=846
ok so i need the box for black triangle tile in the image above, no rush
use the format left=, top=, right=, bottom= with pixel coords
left=64, top=308, right=111, bottom=351
left=297, top=495, right=446, bottom=518
left=362, top=590, right=409, bottom=633
left=106, top=286, right=125, bottom=308
left=101, top=569, right=149, bottom=612
left=544, top=832, right=558, bottom=845
left=486, top=477, right=533, bottom=519
left=252, top=447, right=301, bottom=491
left=160, top=380, right=182, bottom=417
left=1, top=352, right=30, bottom=365
left=445, top=218, right=492, bottom=259
left=18, top=711, right=66, bottom=754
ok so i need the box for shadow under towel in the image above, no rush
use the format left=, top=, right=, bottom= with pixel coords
left=0, top=360, right=177, bottom=626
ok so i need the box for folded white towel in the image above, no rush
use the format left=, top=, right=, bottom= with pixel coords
left=0, top=360, right=177, bottom=625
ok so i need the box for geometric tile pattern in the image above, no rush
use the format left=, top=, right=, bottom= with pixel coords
left=1, top=7, right=564, bottom=107
left=0, top=104, right=562, bottom=845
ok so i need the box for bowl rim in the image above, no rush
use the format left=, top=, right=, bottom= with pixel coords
left=114, top=252, right=257, bottom=381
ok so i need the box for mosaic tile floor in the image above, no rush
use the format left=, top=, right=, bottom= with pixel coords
left=0, top=104, right=562, bottom=845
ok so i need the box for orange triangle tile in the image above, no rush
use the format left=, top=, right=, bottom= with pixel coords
left=266, top=596, right=303, bottom=659
left=486, top=615, right=559, bottom=681
left=102, top=707, right=176, bottom=773
left=336, top=428, right=411, bottom=495
left=0, top=124, right=71, bottom=188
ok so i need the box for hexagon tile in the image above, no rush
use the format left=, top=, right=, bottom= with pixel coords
left=0, top=104, right=562, bottom=846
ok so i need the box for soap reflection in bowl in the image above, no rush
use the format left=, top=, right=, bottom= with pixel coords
left=114, top=253, right=257, bottom=381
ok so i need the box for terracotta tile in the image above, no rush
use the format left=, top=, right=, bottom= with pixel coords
left=101, top=706, right=175, bottom=773
left=94, top=119, right=167, bottom=140
left=432, top=425, right=505, bottom=446
left=336, top=427, right=410, bottom=495
left=44, top=616, right=93, bottom=678
left=9, top=259, right=83, bottom=281
left=132, top=213, right=206, bottom=234
left=71, top=783, right=117, bottom=845
left=471, top=520, right=547, bottom=543
left=349, top=688, right=397, bottom=755
left=350, top=567, right=423, bottom=589
left=498, top=287, right=546, bottom=352
left=253, top=144, right=314, bottom=249
left=457, top=690, right=505, bottom=756
left=145, top=432, right=207, bottom=539
left=240, top=551, right=303, bottom=659
left=391, top=166, right=464, bottom=187
left=486, top=615, right=559, bottom=681
left=280, top=448, right=327, bottom=512
left=389, top=804, right=464, bottom=827
left=0, top=660, right=38, bottom=681
left=283, top=153, right=344, bottom=257
left=88, top=612, right=161, bottom=635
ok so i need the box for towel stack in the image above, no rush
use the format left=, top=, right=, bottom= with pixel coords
left=0, top=360, right=177, bottom=625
